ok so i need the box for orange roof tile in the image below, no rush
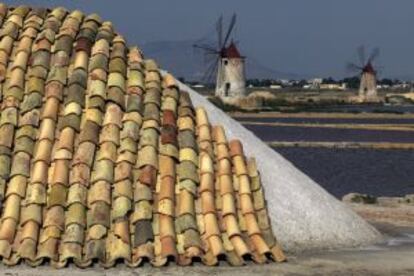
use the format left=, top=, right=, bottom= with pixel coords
left=0, top=3, right=285, bottom=268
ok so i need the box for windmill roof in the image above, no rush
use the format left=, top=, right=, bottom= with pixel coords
left=363, top=62, right=376, bottom=74
left=222, top=42, right=243, bottom=58
left=0, top=3, right=284, bottom=268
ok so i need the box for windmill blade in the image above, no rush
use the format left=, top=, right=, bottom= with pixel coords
left=357, top=45, right=366, bottom=66
left=346, top=62, right=363, bottom=73
left=216, top=15, right=223, bottom=49
left=202, top=57, right=219, bottom=84
left=202, top=51, right=219, bottom=64
left=222, top=13, right=237, bottom=47
left=193, top=43, right=220, bottom=54
left=368, top=47, right=380, bottom=63
left=203, top=58, right=219, bottom=84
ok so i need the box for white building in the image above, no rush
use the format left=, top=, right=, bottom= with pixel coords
left=270, top=84, right=283, bottom=90
left=215, top=42, right=247, bottom=98
left=359, top=62, right=378, bottom=101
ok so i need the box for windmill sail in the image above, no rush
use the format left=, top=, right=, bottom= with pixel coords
left=368, top=47, right=380, bottom=63
left=193, top=14, right=247, bottom=99
left=347, top=46, right=380, bottom=102
left=216, top=15, right=223, bottom=49
left=357, top=45, right=366, bottom=66
left=222, top=14, right=237, bottom=48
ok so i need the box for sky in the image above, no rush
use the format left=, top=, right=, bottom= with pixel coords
left=4, top=0, right=414, bottom=79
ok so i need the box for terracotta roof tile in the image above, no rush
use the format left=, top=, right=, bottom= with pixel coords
left=0, top=4, right=285, bottom=268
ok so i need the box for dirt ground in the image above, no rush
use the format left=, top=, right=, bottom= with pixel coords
left=0, top=205, right=413, bottom=276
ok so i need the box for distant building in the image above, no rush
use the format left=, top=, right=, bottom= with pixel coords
left=391, top=83, right=410, bottom=90
left=319, top=83, right=346, bottom=90
left=359, top=62, right=377, bottom=100
left=216, top=42, right=247, bottom=98
left=303, top=77, right=347, bottom=90
left=192, top=84, right=205, bottom=88
left=304, top=78, right=323, bottom=90
left=278, top=79, right=290, bottom=85
left=377, top=84, right=389, bottom=89
left=269, top=84, right=282, bottom=89
left=310, top=78, right=323, bottom=85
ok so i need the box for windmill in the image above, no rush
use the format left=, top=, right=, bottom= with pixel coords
left=193, top=14, right=247, bottom=98
left=346, top=46, right=380, bottom=102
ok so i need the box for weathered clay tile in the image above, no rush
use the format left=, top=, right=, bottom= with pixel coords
left=141, top=119, right=160, bottom=131
left=178, top=161, right=199, bottom=183
left=119, top=138, right=138, bottom=155
left=137, top=146, right=158, bottom=169
left=92, top=38, right=109, bottom=57
left=88, top=180, right=110, bottom=205
left=113, top=179, right=133, bottom=199
left=107, top=87, right=125, bottom=109
left=161, top=125, right=177, bottom=146
left=79, top=121, right=100, bottom=144
left=133, top=182, right=152, bottom=203
left=163, top=73, right=177, bottom=89
left=145, top=71, right=161, bottom=84
left=144, top=88, right=161, bottom=105
left=140, top=128, right=159, bottom=148
left=132, top=200, right=153, bottom=222
left=0, top=4, right=284, bottom=268
left=110, top=49, right=127, bottom=69
left=28, top=65, right=48, bottom=80
left=145, top=81, right=161, bottom=92
left=48, top=183, right=67, bottom=207
left=128, top=70, right=144, bottom=89
left=91, top=159, right=114, bottom=183
left=90, top=53, right=108, bottom=72
left=143, top=102, right=160, bottom=122
left=109, top=57, right=126, bottom=75
left=0, top=22, right=19, bottom=39
left=75, top=36, right=93, bottom=54
left=95, top=24, right=114, bottom=42
left=134, top=219, right=154, bottom=246
left=99, top=125, right=120, bottom=145
left=162, top=87, right=179, bottom=101
left=125, top=95, right=142, bottom=114
left=178, top=130, right=197, bottom=150
left=54, top=35, right=73, bottom=53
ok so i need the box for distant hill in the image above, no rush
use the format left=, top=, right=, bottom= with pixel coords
left=141, top=40, right=303, bottom=81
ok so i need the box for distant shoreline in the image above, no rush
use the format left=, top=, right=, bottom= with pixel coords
left=231, top=111, right=414, bottom=118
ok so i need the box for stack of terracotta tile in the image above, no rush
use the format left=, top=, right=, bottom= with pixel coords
left=0, top=4, right=285, bottom=268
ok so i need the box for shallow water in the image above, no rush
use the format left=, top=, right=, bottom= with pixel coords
left=236, top=116, right=414, bottom=125
left=275, top=147, right=414, bottom=198
left=304, top=104, right=414, bottom=113
left=244, top=125, right=414, bottom=143
left=238, top=114, right=414, bottom=198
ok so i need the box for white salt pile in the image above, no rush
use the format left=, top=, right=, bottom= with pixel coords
left=176, top=79, right=382, bottom=252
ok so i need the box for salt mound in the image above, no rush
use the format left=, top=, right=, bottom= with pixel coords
left=177, top=79, right=382, bottom=252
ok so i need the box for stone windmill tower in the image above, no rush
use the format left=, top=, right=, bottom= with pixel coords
left=347, top=46, right=380, bottom=102
left=359, top=61, right=377, bottom=99
left=194, top=14, right=247, bottom=99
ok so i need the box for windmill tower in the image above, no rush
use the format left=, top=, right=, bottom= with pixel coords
left=216, top=41, right=246, bottom=98
left=347, top=46, right=380, bottom=102
left=194, top=14, right=247, bottom=99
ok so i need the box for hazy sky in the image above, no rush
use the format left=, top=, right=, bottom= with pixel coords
left=4, top=0, right=414, bottom=79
